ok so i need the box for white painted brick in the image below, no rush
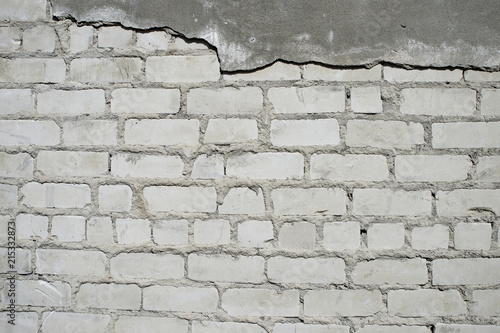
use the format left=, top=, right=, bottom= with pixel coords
left=436, top=324, right=500, bottom=333
left=396, top=155, right=471, bottom=182
left=145, top=186, right=217, bottom=213
left=99, top=185, right=132, bottom=212
left=188, top=87, right=263, bottom=114
left=401, top=88, right=475, bottom=116
left=98, top=27, right=133, bottom=48
left=351, top=86, right=382, bottom=113
left=353, top=189, right=432, bottom=216
left=69, top=25, right=93, bottom=53
left=0, top=89, right=34, bottom=114
left=170, top=37, right=209, bottom=51
left=0, top=216, right=9, bottom=244
left=194, top=219, right=230, bottom=245
left=279, top=222, right=316, bottom=250
left=0, top=312, right=37, bottom=333
left=204, top=119, right=258, bottom=144
left=477, top=156, right=500, bottom=182
left=271, top=119, right=340, bottom=146
left=36, top=249, right=106, bottom=276
left=222, top=289, right=299, bottom=317
left=268, top=86, right=345, bottom=114
left=481, top=89, right=500, bottom=115
left=71, top=58, right=142, bottom=82
left=323, top=222, right=360, bottom=251
left=0, top=248, right=31, bottom=274
left=272, top=188, right=346, bottom=215
left=77, top=283, right=141, bottom=310
left=188, top=254, right=265, bottom=283
left=16, top=214, right=48, bottom=240
left=111, top=88, right=180, bottom=114
left=63, top=120, right=117, bottom=146
left=143, top=286, right=218, bottom=312
left=388, top=290, right=466, bottom=317
left=433, top=258, right=500, bottom=285
left=311, top=154, right=388, bottom=181
left=41, top=312, right=110, bottom=333
left=304, top=65, right=381, bottom=81
left=115, top=316, right=188, bottom=333
left=384, top=67, right=462, bottom=82
left=238, top=220, right=273, bottom=248
left=37, top=151, right=108, bottom=177
left=153, top=220, right=188, bottom=246
left=274, top=323, right=350, bottom=333
left=193, top=321, right=266, bottom=333
left=112, top=153, right=184, bottom=178
left=0, top=153, right=33, bottom=179
left=352, top=259, right=428, bottom=285
left=2, top=280, right=70, bottom=306
left=87, top=217, right=114, bottom=244
left=347, top=120, right=424, bottom=148
left=219, top=187, right=265, bottom=214
left=0, top=59, right=65, bottom=82
left=191, top=154, right=224, bottom=179
left=136, top=31, right=170, bottom=50
left=224, top=62, right=301, bottom=81
left=0, top=27, right=21, bottom=51
left=0, top=120, right=59, bottom=146
left=304, top=290, right=382, bottom=316
left=23, top=26, right=55, bottom=52
left=38, top=89, right=105, bottom=114
left=51, top=215, right=85, bottom=242
left=472, top=290, right=500, bottom=316
left=432, top=122, right=500, bottom=148
left=358, top=326, right=430, bottom=333
left=125, top=119, right=199, bottom=146
left=116, top=219, right=150, bottom=244
left=227, top=153, right=303, bottom=179
left=367, top=223, right=405, bottom=250
left=436, top=189, right=500, bottom=216
left=268, top=257, right=345, bottom=284
left=454, top=222, right=492, bottom=250
left=464, top=70, right=500, bottom=82
left=147, top=55, right=220, bottom=82
left=111, top=253, right=184, bottom=280
left=0, top=184, right=17, bottom=208
left=411, top=225, right=449, bottom=250
left=0, top=0, right=46, bottom=21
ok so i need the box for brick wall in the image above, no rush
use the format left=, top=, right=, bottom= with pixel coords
left=1, top=1, right=499, bottom=332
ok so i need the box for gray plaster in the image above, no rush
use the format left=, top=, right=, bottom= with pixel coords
left=51, top=0, right=500, bottom=71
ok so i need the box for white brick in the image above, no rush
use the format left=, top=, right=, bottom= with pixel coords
left=432, top=122, right=500, bottom=148
left=87, top=217, right=114, bottom=244
left=0, top=27, right=21, bottom=51
left=36, top=249, right=106, bottom=276
left=352, top=259, right=428, bottom=285
left=77, top=283, right=141, bottom=310
left=268, top=257, right=345, bottom=284
left=272, top=188, right=346, bottom=215
left=465, top=70, right=500, bottom=82
left=224, top=62, right=301, bottom=81
left=222, top=289, right=299, bottom=317
left=454, top=222, right=492, bottom=250
left=367, top=223, right=405, bottom=250
left=304, top=65, right=381, bottom=81
left=0, top=0, right=46, bottom=21
left=204, top=119, right=258, bottom=144
left=323, top=222, right=360, bottom=251
left=411, top=225, right=449, bottom=250
left=279, top=222, right=316, bottom=250
left=347, top=120, right=424, bottom=148
left=351, top=86, right=382, bottom=113
left=2, top=280, right=70, bottom=306
left=38, top=89, right=105, bottom=114
left=63, top=120, right=117, bottom=146
left=436, top=324, right=500, bottom=333
left=111, top=253, right=184, bottom=280
left=98, top=27, right=133, bottom=48
left=227, top=153, right=303, bottom=179
left=304, top=290, right=382, bottom=316
left=145, top=186, right=217, bottom=213
left=271, top=119, right=340, bottom=146
left=125, top=119, right=199, bottom=146
left=41, top=312, right=110, bottom=333
left=143, top=286, right=218, bottom=312
left=481, top=89, right=500, bottom=115
left=51, top=215, right=85, bottom=242
left=401, top=88, right=475, bottom=116
left=112, top=153, right=184, bottom=178
left=170, top=37, right=209, bottom=51
left=71, top=58, right=142, bottom=82
left=136, top=31, right=170, bottom=50
left=37, top=151, right=108, bottom=177
left=274, top=323, right=349, bottom=333
left=23, top=26, right=55, bottom=52
left=0, top=59, right=65, bottom=82
left=147, top=55, right=220, bottom=82
left=384, top=67, right=462, bottom=82
left=0, top=89, right=34, bottom=114
left=111, top=88, right=180, bottom=114
left=358, top=326, right=430, bottom=333
left=219, top=187, right=265, bottom=215
left=69, top=25, right=93, bottom=53
left=0, top=153, right=33, bottom=179
left=188, top=254, right=265, bottom=283
left=268, top=86, right=345, bottom=114
left=436, top=189, right=500, bottom=216
left=0, top=120, right=59, bottom=146
left=433, top=258, right=500, bottom=285
left=188, top=87, right=263, bottom=114
left=16, top=214, right=48, bottom=240
left=194, top=219, right=230, bottom=245
left=477, top=156, right=500, bottom=182
left=353, top=189, right=431, bottom=216
left=99, top=185, right=132, bottom=212
left=153, top=220, right=188, bottom=246
left=238, top=220, right=273, bottom=248
left=0, top=248, right=31, bottom=274
left=388, top=290, right=466, bottom=317
left=0, top=184, right=16, bottom=208
left=191, top=154, right=224, bottom=179
left=472, top=290, right=500, bottom=316
left=115, top=316, right=188, bottom=333
left=193, top=321, right=266, bottom=333
left=116, top=219, right=150, bottom=244
left=311, top=154, right=388, bottom=181
left=0, top=216, right=9, bottom=244
left=0, top=312, right=37, bottom=333
left=396, top=155, right=471, bottom=182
